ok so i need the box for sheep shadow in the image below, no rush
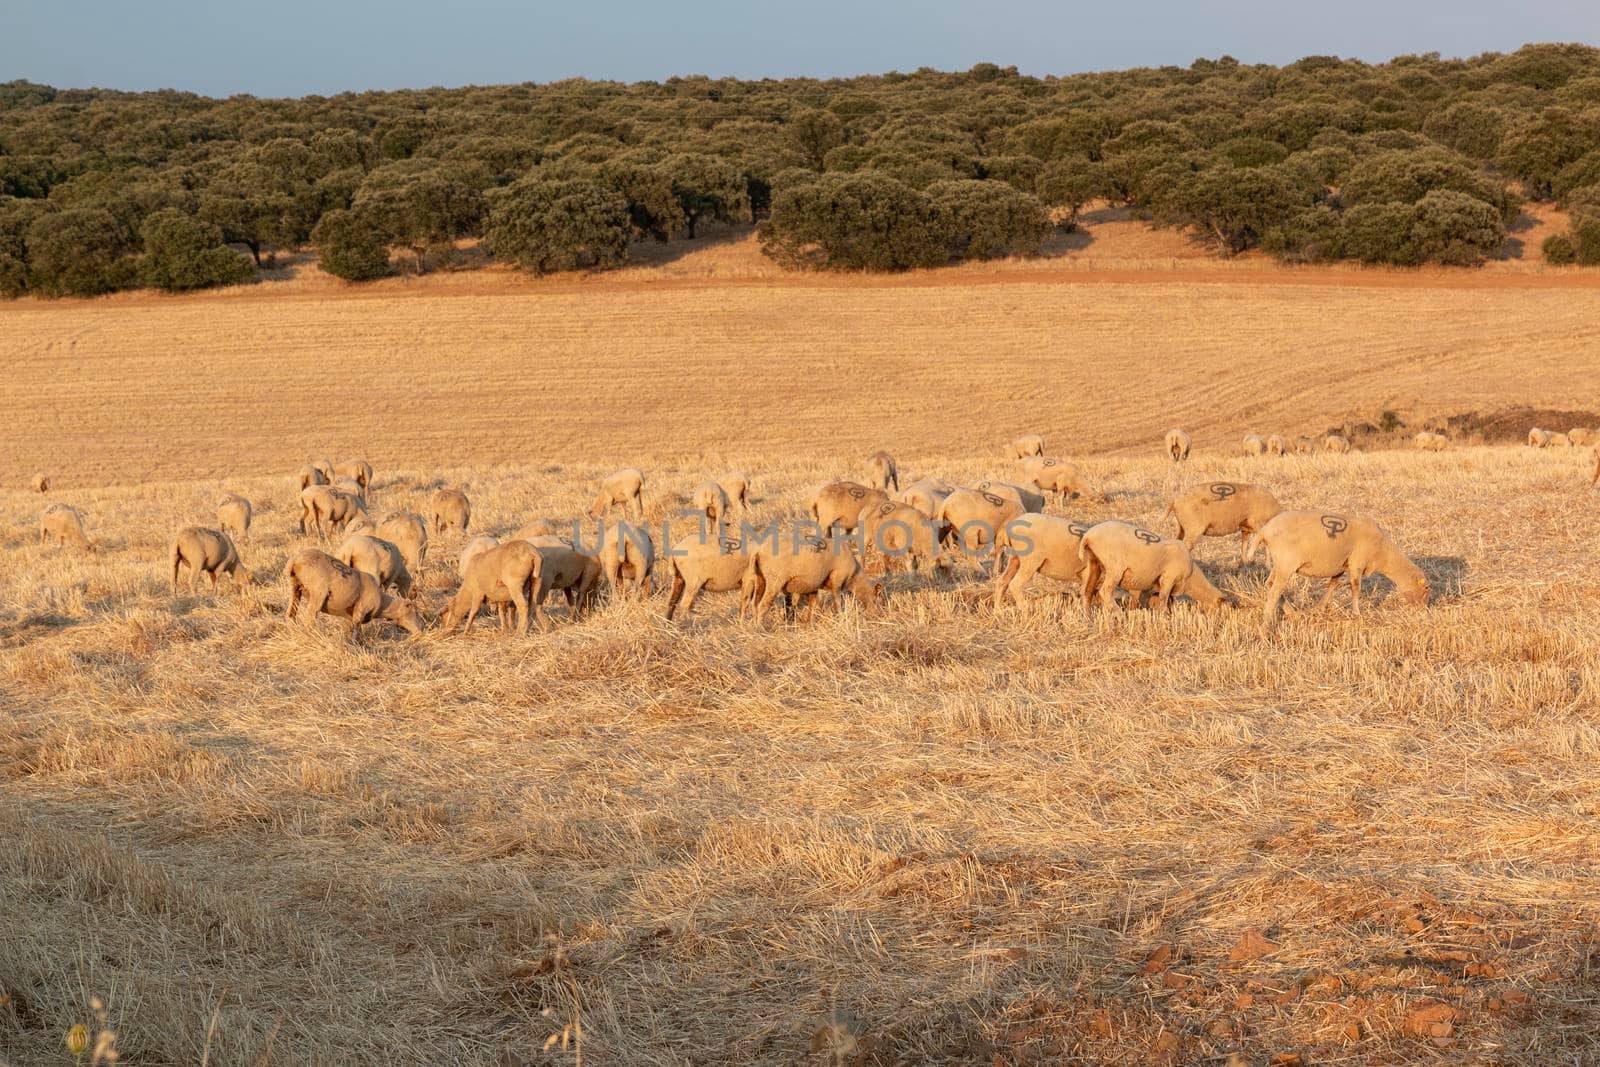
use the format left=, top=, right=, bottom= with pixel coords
left=1417, top=555, right=1468, bottom=602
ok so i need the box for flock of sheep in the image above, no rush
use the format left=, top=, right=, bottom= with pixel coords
left=36, top=419, right=1568, bottom=641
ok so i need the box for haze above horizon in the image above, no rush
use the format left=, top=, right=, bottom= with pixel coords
left=2, top=0, right=1598, bottom=98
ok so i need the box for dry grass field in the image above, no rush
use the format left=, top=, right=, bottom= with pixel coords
left=5, top=235, right=1600, bottom=1065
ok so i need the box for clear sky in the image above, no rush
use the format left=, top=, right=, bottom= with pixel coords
left=2, top=0, right=1597, bottom=97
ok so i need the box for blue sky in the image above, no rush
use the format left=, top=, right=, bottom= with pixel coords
left=2, top=0, right=1597, bottom=97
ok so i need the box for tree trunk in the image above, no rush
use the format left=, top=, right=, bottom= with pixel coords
left=246, top=240, right=262, bottom=266
left=686, top=213, right=698, bottom=240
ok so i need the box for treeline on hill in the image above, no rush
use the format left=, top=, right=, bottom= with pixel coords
left=6, top=44, right=1600, bottom=296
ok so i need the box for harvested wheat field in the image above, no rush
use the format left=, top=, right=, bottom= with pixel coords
left=4, top=262, right=1600, bottom=1065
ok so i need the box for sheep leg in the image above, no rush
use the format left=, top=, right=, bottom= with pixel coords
left=1315, top=577, right=1340, bottom=612
left=1349, top=571, right=1363, bottom=616
left=509, top=585, right=530, bottom=635
left=992, top=555, right=1023, bottom=610
left=461, top=593, right=485, bottom=635
left=1260, top=571, right=1291, bottom=631
left=1238, top=531, right=1250, bottom=566
left=665, top=573, right=687, bottom=619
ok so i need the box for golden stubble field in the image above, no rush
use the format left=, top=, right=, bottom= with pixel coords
left=4, top=252, right=1600, bottom=1065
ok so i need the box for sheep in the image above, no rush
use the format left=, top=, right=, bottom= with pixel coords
left=862, top=500, right=945, bottom=575
left=809, top=481, right=891, bottom=534
left=1415, top=431, right=1450, bottom=451
left=1293, top=436, right=1316, bottom=455
left=39, top=503, right=90, bottom=550
left=1549, top=431, right=1573, bottom=448
left=440, top=539, right=540, bottom=635
left=1528, top=427, right=1551, bottom=448
left=286, top=548, right=421, bottom=640
left=528, top=540, right=602, bottom=627
left=170, top=526, right=251, bottom=594
left=1007, top=434, right=1045, bottom=460
left=719, top=472, right=751, bottom=514
left=1165, top=482, right=1283, bottom=564
left=1324, top=434, right=1351, bottom=454
left=1568, top=427, right=1597, bottom=447
left=1247, top=510, right=1429, bottom=629
left=587, top=468, right=645, bottom=521
left=431, top=488, right=471, bottom=534
left=991, top=513, right=1094, bottom=610
left=1014, top=459, right=1099, bottom=504
left=664, top=534, right=752, bottom=621
left=934, top=487, right=1025, bottom=568
left=300, top=485, right=368, bottom=538
left=311, top=459, right=335, bottom=483
left=377, top=512, right=429, bottom=579
left=1266, top=434, right=1288, bottom=456
left=216, top=493, right=253, bottom=545
left=335, top=533, right=414, bottom=598
left=1165, top=429, right=1191, bottom=463
left=334, top=459, right=373, bottom=491
left=297, top=465, right=328, bottom=491
left=332, top=476, right=367, bottom=505
left=344, top=513, right=377, bottom=537
left=864, top=450, right=900, bottom=492
left=512, top=518, right=557, bottom=541
left=458, top=535, right=499, bottom=579
left=896, top=478, right=954, bottom=519
left=741, top=535, right=883, bottom=624
left=30, top=472, right=49, bottom=493
left=1079, top=520, right=1230, bottom=614
left=1242, top=434, right=1266, bottom=456
left=691, top=480, right=732, bottom=525
left=975, top=478, right=1047, bottom=515
left=592, top=522, right=655, bottom=598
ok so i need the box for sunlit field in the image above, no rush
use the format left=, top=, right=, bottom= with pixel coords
left=4, top=252, right=1600, bottom=1064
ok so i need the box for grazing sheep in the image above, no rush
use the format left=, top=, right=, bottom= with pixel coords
left=1293, top=436, right=1316, bottom=454
left=431, top=488, right=471, bottom=535
left=286, top=548, right=421, bottom=640
left=1549, top=431, right=1573, bottom=448
left=1242, top=434, right=1266, bottom=456
left=216, top=493, right=253, bottom=544
left=300, top=485, right=368, bottom=538
left=311, top=459, right=335, bottom=483
left=343, top=513, right=377, bottom=537
left=1528, top=427, right=1551, bottom=448
left=809, top=481, right=891, bottom=534
left=862, top=500, right=945, bottom=575
left=512, top=518, right=557, bottom=541
left=1324, top=434, right=1351, bottom=454
left=458, top=535, right=499, bottom=579
left=896, top=478, right=954, bottom=519
left=1266, top=434, right=1288, bottom=456
left=441, top=539, right=540, bottom=635
left=864, top=450, right=900, bottom=492
left=1247, top=510, right=1429, bottom=629
left=593, top=522, right=655, bottom=598
left=30, top=473, right=49, bottom=493
left=976, top=478, right=1047, bottom=515
left=1568, top=427, right=1597, bottom=447
left=170, top=526, right=251, bottom=594
left=1165, top=429, right=1191, bottom=463
left=587, top=468, right=645, bottom=521
left=297, top=465, right=328, bottom=491
left=332, top=476, right=367, bottom=505
left=741, top=535, right=883, bottom=624
left=529, top=541, right=602, bottom=627
left=1165, top=482, right=1283, bottom=564
left=377, top=512, right=428, bottom=578
left=335, top=533, right=414, bottom=598
left=719, top=472, right=751, bottom=514
left=1007, top=434, right=1046, bottom=460
left=1014, top=459, right=1099, bottom=504
left=934, top=488, right=1025, bottom=567
left=334, top=459, right=373, bottom=491
left=1415, top=431, right=1450, bottom=451
left=691, top=480, right=732, bottom=524
left=992, top=513, right=1094, bottom=609
left=1079, top=520, right=1230, bottom=614
left=39, top=503, right=90, bottom=550
left=664, top=534, right=752, bottom=621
